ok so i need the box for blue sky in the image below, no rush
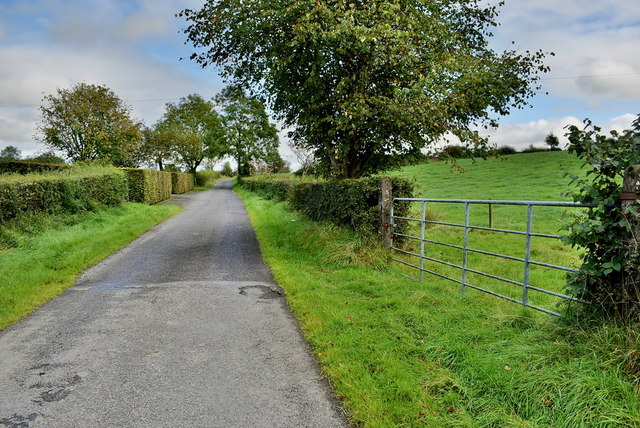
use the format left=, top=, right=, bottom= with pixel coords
left=0, top=0, right=638, bottom=166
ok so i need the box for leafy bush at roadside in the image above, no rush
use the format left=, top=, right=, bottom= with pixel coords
left=195, top=169, right=222, bottom=187
left=0, top=160, right=71, bottom=175
left=171, top=172, right=195, bottom=194
left=239, top=175, right=414, bottom=234
left=123, top=168, right=172, bottom=204
left=0, top=170, right=128, bottom=223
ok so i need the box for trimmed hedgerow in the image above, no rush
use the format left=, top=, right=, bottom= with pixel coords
left=0, top=171, right=128, bottom=223
left=195, top=170, right=222, bottom=187
left=239, top=175, right=413, bottom=235
left=171, top=172, right=195, bottom=194
left=0, top=160, right=71, bottom=175
left=123, top=168, right=172, bottom=204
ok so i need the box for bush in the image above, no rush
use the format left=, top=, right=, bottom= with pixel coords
left=123, top=168, right=172, bottom=204
left=493, top=145, right=518, bottom=155
left=438, top=145, right=472, bottom=159
left=195, top=170, right=221, bottom=187
left=220, top=162, right=234, bottom=177
left=239, top=175, right=414, bottom=235
left=0, top=171, right=127, bottom=223
left=0, top=160, right=71, bottom=175
left=564, top=115, right=640, bottom=320
left=521, top=144, right=549, bottom=153
left=171, top=172, right=195, bottom=194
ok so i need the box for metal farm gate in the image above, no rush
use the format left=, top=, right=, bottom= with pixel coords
left=390, top=198, right=591, bottom=316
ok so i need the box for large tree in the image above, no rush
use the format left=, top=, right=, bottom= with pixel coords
left=156, top=94, right=227, bottom=174
left=180, top=0, right=549, bottom=178
left=140, top=125, right=176, bottom=171
left=215, top=86, right=280, bottom=176
left=36, top=83, right=143, bottom=167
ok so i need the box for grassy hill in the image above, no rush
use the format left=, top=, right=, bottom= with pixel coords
left=391, top=151, right=583, bottom=201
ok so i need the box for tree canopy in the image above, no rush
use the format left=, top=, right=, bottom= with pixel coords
left=180, top=0, right=549, bottom=178
left=155, top=94, right=227, bottom=174
left=36, top=83, right=143, bottom=167
left=0, top=146, right=21, bottom=160
left=215, top=87, right=280, bottom=176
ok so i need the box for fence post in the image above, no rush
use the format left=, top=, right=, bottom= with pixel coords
left=379, top=178, right=393, bottom=249
left=622, top=165, right=640, bottom=255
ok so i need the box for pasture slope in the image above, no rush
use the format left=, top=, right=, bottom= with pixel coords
left=240, top=151, right=640, bottom=427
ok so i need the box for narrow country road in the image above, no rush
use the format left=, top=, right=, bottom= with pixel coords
left=0, top=180, right=348, bottom=428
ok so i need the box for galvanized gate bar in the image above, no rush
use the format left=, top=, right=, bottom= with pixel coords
left=390, top=198, right=591, bottom=316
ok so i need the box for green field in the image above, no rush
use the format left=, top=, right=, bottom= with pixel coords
left=388, top=152, right=587, bottom=315
left=238, top=151, right=639, bottom=427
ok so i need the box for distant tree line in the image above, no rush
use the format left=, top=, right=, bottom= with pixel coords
left=32, top=82, right=286, bottom=176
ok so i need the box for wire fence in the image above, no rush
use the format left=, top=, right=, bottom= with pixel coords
left=391, top=198, right=591, bottom=316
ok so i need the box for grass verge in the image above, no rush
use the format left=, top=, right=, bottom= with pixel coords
left=0, top=202, right=181, bottom=330
left=237, top=186, right=640, bottom=427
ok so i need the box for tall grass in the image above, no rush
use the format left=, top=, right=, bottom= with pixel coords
left=0, top=203, right=180, bottom=329
left=237, top=186, right=640, bottom=427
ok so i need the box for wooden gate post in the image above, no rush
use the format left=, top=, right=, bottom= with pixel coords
left=622, top=165, right=640, bottom=254
left=379, top=178, right=393, bottom=249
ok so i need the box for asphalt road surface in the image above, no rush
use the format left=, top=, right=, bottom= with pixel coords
left=0, top=180, right=348, bottom=428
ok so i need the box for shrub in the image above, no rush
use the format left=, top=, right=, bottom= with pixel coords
left=123, top=168, right=172, bottom=204
left=0, top=160, right=71, bottom=175
left=493, top=145, right=517, bottom=155
left=0, top=171, right=127, bottom=223
left=521, top=144, right=549, bottom=153
left=171, top=172, right=195, bottom=194
left=564, top=115, right=640, bottom=320
left=239, top=175, right=414, bottom=235
left=195, top=169, right=221, bottom=187
left=220, top=162, right=234, bottom=177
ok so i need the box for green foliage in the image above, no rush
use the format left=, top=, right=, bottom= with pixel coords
left=195, top=169, right=222, bottom=187
left=25, top=150, right=67, bottom=164
left=140, top=125, right=175, bottom=171
left=0, top=145, right=21, bottom=160
left=240, top=175, right=413, bottom=235
left=545, top=132, right=561, bottom=150
left=171, top=172, right=195, bottom=194
left=239, top=188, right=640, bottom=427
left=0, top=160, right=71, bottom=174
left=0, top=169, right=127, bottom=223
left=215, top=86, right=280, bottom=176
left=493, top=145, right=518, bottom=155
left=219, top=161, right=233, bottom=177
left=156, top=94, right=227, bottom=174
left=564, top=115, right=640, bottom=319
left=521, top=144, right=550, bottom=153
left=36, top=83, right=143, bottom=167
left=438, top=145, right=473, bottom=159
left=181, top=0, right=549, bottom=178
left=123, top=168, right=172, bottom=204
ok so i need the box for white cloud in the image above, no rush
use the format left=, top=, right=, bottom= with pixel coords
left=495, top=1, right=640, bottom=105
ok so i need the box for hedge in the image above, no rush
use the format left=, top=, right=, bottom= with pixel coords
left=195, top=170, right=222, bottom=187
left=171, top=172, right=195, bottom=194
left=239, top=175, right=414, bottom=235
left=123, top=168, right=172, bottom=204
left=0, top=171, right=128, bottom=223
left=0, top=160, right=71, bottom=175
